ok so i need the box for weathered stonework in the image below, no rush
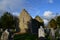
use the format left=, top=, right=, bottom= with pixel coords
left=35, top=16, right=43, bottom=23
left=19, top=9, right=32, bottom=33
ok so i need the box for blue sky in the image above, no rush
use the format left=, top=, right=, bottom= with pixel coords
left=0, top=0, right=60, bottom=24
left=0, top=0, right=60, bottom=17
left=0, top=0, right=60, bottom=18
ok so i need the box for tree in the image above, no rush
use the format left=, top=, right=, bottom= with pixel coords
left=0, top=12, right=15, bottom=30
left=48, top=19, right=57, bottom=29
left=0, top=18, right=3, bottom=40
left=55, top=16, right=60, bottom=40
left=0, top=12, right=16, bottom=40
left=56, top=16, right=60, bottom=28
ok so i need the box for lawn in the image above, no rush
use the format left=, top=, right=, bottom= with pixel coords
left=14, top=33, right=38, bottom=40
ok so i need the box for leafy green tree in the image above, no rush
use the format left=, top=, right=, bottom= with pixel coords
left=0, top=12, right=15, bottom=30
left=0, top=18, right=3, bottom=40
left=49, top=19, right=57, bottom=29
left=0, top=12, right=16, bottom=40
left=56, top=16, right=60, bottom=28
left=55, top=16, right=60, bottom=40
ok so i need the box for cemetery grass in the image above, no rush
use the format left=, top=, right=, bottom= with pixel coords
left=14, top=33, right=37, bottom=40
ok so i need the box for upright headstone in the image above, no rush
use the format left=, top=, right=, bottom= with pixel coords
left=1, top=29, right=9, bottom=40
left=38, top=26, right=45, bottom=40
left=38, top=26, right=45, bottom=38
left=50, top=28, right=55, bottom=40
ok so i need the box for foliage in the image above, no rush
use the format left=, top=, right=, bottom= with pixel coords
left=0, top=12, right=15, bottom=30
left=56, top=16, right=60, bottom=28
left=49, top=19, right=57, bottom=29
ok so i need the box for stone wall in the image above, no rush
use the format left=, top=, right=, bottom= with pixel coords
left=19, top=9, right=32, bottom=33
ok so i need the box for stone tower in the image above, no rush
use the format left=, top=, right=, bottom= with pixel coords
left=19, top=9, right=32, bottom=33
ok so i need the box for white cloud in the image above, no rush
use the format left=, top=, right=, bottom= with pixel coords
left=12, top=12, right=19, bottom=16
left=43, top=19, right=49, bottom=25
left=43, top=11, right=56, bottom=26
left=0, top=0, right=27, bottom=16
left=48, top=0, right=53, bottom=3
left=0, top=0, right=26, bottom=11
left=44, top=11, right=53, bottom=17
left=43, top=11, right=56, bottom=19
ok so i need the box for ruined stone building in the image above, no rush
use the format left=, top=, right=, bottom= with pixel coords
left=17, top=9, right=44, bottom=34
left=32, top=16, right=44, bottom=34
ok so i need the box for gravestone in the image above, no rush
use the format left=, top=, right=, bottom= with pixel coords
left=1, top=29, right=9, bottom=40
left=50, top=28, right=55, bottom=40
left=38, top=26, right=45, bottom=40
left=38, top=26, right=45, bottom=38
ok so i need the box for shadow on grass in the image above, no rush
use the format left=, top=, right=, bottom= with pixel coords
left=14, top=33, right=37, bottom=40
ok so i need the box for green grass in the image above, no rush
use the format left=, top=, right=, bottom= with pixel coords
left=14, top=33, right=37, bottom=40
